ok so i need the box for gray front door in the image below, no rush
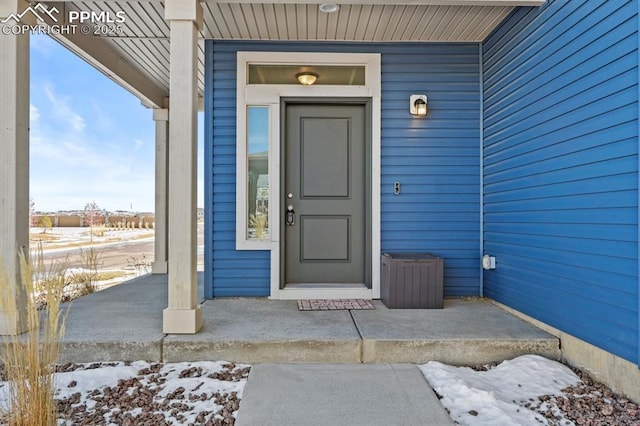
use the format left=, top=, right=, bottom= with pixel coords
left=284, top=103, right=368, bottom=285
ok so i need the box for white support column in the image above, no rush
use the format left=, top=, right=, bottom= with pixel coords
left=163, top=0, right=203, bottom=333
left=0, top=0, right=30, bottom=335
left=152, top=108, right=169, bottom=275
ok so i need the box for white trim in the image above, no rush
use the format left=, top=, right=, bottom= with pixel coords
left=235, top=102, right=272, bottom=250
left=277, top=288, right=374, bottom=301
left=236, top=51, right=381, bottom=300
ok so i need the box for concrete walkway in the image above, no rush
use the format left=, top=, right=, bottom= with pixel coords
left=236, top=364, right=455, bottom=426
left=49, top=274, right=560, bottom=425
left=58, top=273, right=559, bottom=365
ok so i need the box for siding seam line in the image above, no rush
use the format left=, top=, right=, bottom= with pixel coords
left=204, top=40, right=214, bottom=299
left=637, top=0, right=640, bottom=368
left=479, top=42, right=485, bottom=298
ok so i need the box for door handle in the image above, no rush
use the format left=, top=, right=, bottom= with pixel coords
left=285, top=205, right=295, bottom=226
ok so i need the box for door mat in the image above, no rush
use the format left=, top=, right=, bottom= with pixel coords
left=297, top=299, right=375, bottom=311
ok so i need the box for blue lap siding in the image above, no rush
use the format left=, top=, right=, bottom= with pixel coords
left=204, top=1, right=640, bottom=367
left=482, top=1, right=639, bottom=365
left=204, top=41, right=482, bottom=297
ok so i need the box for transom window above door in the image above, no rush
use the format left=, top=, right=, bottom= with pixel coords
left=247, top=65, right=366, bottom=85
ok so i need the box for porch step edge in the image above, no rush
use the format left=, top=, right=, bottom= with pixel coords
left=162, top=340, right=362, bottom=363
left=360, top=337, right=561, bottom=364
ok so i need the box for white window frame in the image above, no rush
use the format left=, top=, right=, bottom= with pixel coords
left=236, top=51, right=382, bottom=299
left=236, top=103, right=273, bottom=249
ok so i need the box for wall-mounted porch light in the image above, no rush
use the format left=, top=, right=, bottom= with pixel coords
left=410, top=94, right=428, bottom=117
left=296, top=72, right=319, bottom=85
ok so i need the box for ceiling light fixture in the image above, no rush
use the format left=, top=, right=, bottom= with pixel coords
left=319, top=3, right=339, bottom=13
left=296, top=72, right=319, bottom=85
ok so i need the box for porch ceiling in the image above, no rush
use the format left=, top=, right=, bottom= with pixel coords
left=41, top=1, right=543, bottom=107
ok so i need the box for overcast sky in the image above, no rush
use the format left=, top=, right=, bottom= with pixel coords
left=29, top=34, right=204, bottom=213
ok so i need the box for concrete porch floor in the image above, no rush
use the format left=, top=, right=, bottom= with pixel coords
left=58, top=273, right=560, bottom=365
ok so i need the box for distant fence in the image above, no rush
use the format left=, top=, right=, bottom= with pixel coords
left=56, top=215, right=82, bottom=227
left=32, top=214, right=155, bottom=228
left=107, top=215, right=154, bottom=228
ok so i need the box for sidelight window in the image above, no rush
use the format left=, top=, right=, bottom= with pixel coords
left=246, top=106, right=270, bottom=241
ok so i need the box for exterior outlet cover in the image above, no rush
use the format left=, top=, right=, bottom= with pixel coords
left=482, top=255, right=496, bottom=270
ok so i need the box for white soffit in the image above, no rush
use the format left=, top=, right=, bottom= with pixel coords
left=202, top=3, right=514, bottom=41
left=39, top=0, right=545, bottom=106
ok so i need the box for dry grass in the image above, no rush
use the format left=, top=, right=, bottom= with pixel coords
left=32, top=247, right=105, bottom=304
left=90, top=224, right=106, bottom=238
left=28, top=233, right=59, bottom=242
left=249, top=214, right=268, bottom=239
left=128, top=232, right=154, bottom=241
left=36, top=240, right=120, bottom=251
left=0, top=252, right=67, bottom=426
left=68, top=270, right=126, bottom=284
left=72, top=247, right=102, bottom=297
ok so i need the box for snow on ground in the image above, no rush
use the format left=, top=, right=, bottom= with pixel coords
left=0, top=361, right=250, bottom=425
left=34, top=227, right=153, bottom=241
left=419, top=355, right=581, bottom=426
left=0, top=355, right=636, bottom=424
left=32, top=227, right=154, bottom=251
